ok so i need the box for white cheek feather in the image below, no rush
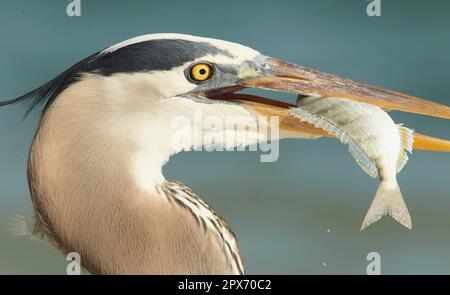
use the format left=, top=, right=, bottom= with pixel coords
left=98, top=72, right=268, bottom=192
left=99, top=68, right=195, bottom=100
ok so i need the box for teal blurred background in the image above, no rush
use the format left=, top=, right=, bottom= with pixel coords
left=0, top=0, right=449, bottom=274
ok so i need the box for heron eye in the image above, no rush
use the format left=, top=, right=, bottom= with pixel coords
left=189, top=63, right=213, bottom=82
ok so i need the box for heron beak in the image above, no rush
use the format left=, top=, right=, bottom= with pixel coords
left=226, top=57, right=450, bottom=152
left=242, top=58, right=450, bottom=119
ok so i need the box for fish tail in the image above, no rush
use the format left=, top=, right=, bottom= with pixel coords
left=361, top=180, right=412, bottom=230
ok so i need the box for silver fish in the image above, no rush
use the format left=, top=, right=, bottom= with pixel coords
left=289, top=96, right=414, bottom=230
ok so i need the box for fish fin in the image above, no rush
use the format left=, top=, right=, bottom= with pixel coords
left=289, top=107, right=378, bottom=178
left=361, top=181, right=412, bottom=230
left=396, top=125, right=414, bottom=173
left=347, top=139, right=378, bottom=179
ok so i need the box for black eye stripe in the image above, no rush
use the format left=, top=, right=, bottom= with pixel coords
left=6, top=38, right=233, bottom=117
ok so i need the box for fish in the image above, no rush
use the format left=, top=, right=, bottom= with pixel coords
left=288, top=96, right=414, bottom=230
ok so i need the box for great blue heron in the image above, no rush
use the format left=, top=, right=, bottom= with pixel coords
left=1, top=34, right=450, bottom=274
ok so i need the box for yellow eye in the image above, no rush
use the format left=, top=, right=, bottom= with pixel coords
left=189, top=63, right=213, bottom=82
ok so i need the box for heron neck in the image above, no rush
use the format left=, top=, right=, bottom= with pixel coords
left=26, top=74, right=246, bottom=274
left=27, top=77, right=169, bottom=272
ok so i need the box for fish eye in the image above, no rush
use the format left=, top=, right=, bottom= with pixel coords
left=188, top=63, right=213, bottom=82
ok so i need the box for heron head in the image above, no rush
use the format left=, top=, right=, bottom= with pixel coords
left=66, top=34, right=447, bottom=146
left=3, top=33, right=450, bottom=162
